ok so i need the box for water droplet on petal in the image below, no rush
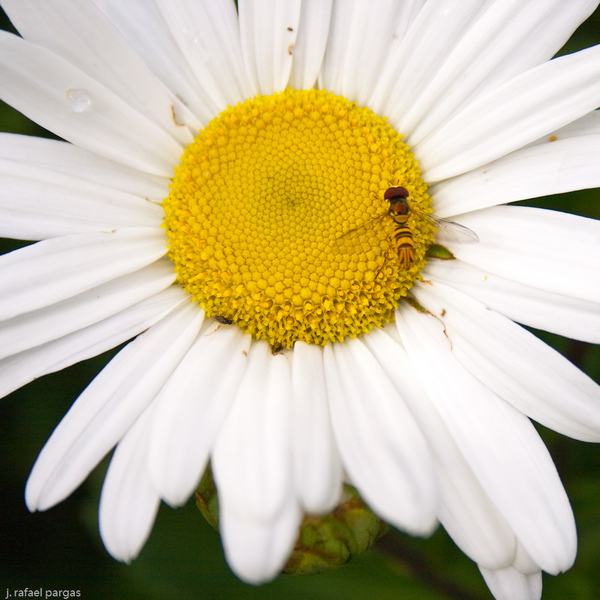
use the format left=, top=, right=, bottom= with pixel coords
left=182, top=27, right=198, bottom=45
left=182, top=28, right=210, bottom=64
left=65, top=88, right=90, bottom=112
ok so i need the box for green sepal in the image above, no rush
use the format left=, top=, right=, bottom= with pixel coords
left=195, top=464, right=219, bottom=530
left=426, top=244, right=455, bottom=260
left=284, top=485, right=389, bottom=575
left=195, top=468, right=388, bottom=576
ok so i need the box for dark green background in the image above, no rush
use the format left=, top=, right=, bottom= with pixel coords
left=1, top=6, right=600, bottom=599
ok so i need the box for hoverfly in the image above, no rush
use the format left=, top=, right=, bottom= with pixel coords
left=335, top=186, right=478, bottom=269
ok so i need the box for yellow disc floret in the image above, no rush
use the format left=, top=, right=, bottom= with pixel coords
left=163, top=89, right=434, bottom=349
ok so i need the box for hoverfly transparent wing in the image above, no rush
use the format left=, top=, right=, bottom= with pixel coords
left=330, top=212, right=388, bottom=253
left=430, top=215, right=479, bottom=244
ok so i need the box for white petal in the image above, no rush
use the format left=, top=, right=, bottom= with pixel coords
left=0, top=259, right=175, bottom=360
left=425, top=258, right=600, bottom=343
left=99, top=405, right=160, bottom=563
left=0, top=158, right=164, bottom=240
left=388, top=0, right=427, bottom=37
left=479, top=565, right=542, bottom=600
left=532, top=108, right=600, bottom=141
left=0, top=133, right=170, bottom=201
left=443, top=206, right=600, bottom=304
left=2, top=0, right=195, bottom=145
left=0, top=228, right=167, bottom=321
left=148, top=321, right=251, bottom=507
left=290, top=341, right=342, bottom=514
left=404, top=0, right=600, bottom=146
left=369, top=0, right=493, bottom=128
left=319, top=0, right=408, bottom=105
left=238, top=0, right=301, bottom=94
left=323, top=339, right=438, bottom=536
left=212, top=341, right=293, bottom=522
left=412, top=280, right=600, bottom=441
left=219, top=491, right=302, bottom=584
left=430, top=131, right=600, bottom=216
left=154, top=0, right=255, bottom=110
left=419, top=44, right=600, bottom=181
left=437, top=475, right=515, bottom=572
left=396, top=305, right=577, bottom=574
left=0, top=31, right=183, bottom=176
left=287, top=0, right=332, bottom=91
left=512, top=541, right=542, bottom=575
left=25, top=301, right=204, bottom=512
left=0, top=287, right=187, bottom=400
left=93, top=0, right=212, bottom=128
left=362, top=327, right=516, bottom=569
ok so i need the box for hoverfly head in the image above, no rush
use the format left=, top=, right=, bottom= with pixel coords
left=384, top=186, right=410, bottom=217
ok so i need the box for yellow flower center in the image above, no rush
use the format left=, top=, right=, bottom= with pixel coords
left=163, top=89, right=434, bottom=349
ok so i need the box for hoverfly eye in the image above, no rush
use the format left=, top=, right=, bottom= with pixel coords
left=383, top=187, right=396, bottom=201
left=384, top=186, right=409, bottom=201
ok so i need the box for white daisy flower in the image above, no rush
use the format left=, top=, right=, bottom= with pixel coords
left=1, top=1, right=600, bottom=599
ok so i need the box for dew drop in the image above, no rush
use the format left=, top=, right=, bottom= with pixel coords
left=182, top=28, right=210, bottom=64
left=65, top=88, right=90, bottom=112
left=182, top=27, right=199, bottom=47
